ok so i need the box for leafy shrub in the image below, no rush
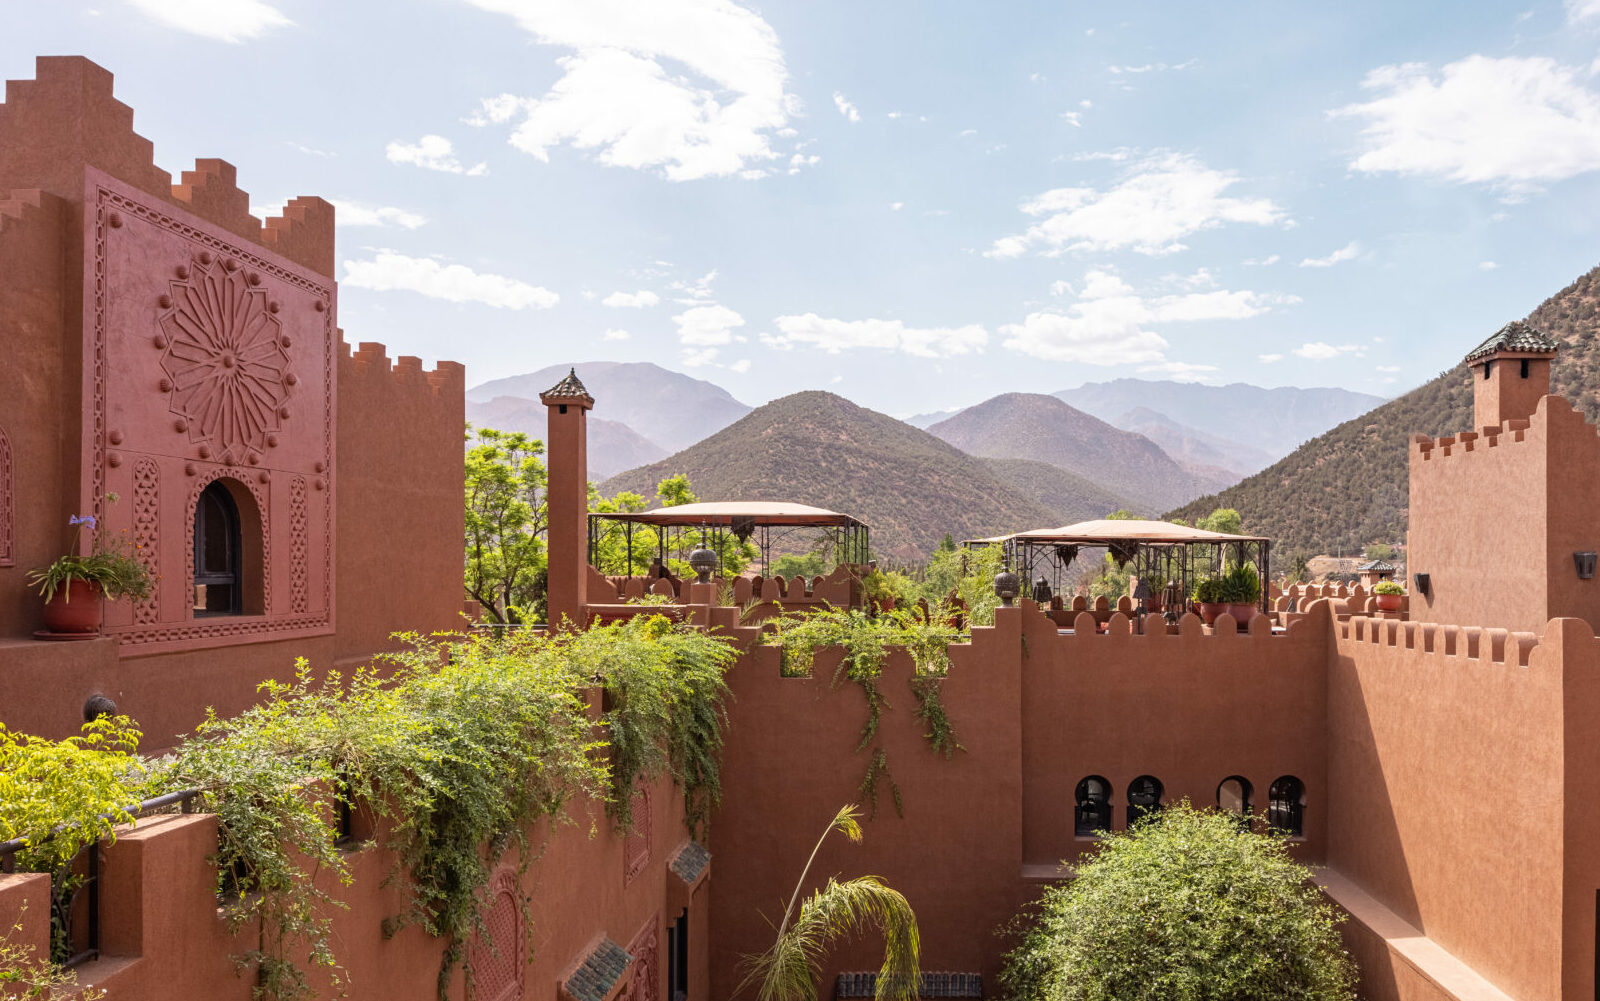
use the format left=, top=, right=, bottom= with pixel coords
left=1373, top=580, right=1405, bottom=595
left=1000, top=804, right=1356, bottom=1001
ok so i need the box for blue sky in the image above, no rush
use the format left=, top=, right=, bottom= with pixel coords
left=9, top=1, right=1600, bottom=415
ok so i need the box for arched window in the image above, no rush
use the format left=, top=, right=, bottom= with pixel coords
left=1217, top=776, right=1253, bottom=827
left=1074, top=776, right=1113, bottom=837
left=194, top=481, right=242, bottom=615
left=1268, top=775, right=1305, bottom=837
left=1127, top=775, right=1163, bottom=827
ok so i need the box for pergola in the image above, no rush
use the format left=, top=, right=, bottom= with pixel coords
left=966, top=518, right=1272, bottom=613
left=587, top=501, right=871, bottom=575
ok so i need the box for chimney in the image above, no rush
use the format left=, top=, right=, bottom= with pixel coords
left=1464, top=321, right=1558, bottom=433
left=540, top=369, right=594, bottom=631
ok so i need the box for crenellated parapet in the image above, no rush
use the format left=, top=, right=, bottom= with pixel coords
left=340, top=340, right=466, bottom=399
left=0, top=57, right=335, bottom=276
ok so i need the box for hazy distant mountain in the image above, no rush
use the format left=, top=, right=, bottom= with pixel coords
left=1169, top=261, right=1600, bottom=554
left=601, top=391, right=1073, bottom=560
left=904, top=407, right=964, bottom=429
left=1113, top=407, right=1276, bottom=476
left=1057, top=380, right=1385, bottom=459
left=468, top=361, right=751, bottom=452
left=465, top=396, right=668, bottom=481
left=927, top=393, right=1231, bottom=511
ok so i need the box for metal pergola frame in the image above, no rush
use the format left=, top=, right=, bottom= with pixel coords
left=965, top=528, right=1272, bottom=615
left=587, top=505, right=871, bottom=578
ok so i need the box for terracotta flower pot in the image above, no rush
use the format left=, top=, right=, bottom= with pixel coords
left=1375, top=593, right=1403, bottom=612
left=1227, top=603, right=1257, bottom=626
left=1197, top=601, right=1226, bottom=626
left=41, top=578, right=104, bottom=634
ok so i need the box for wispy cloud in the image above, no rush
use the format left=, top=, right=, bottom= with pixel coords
left=1292, top=342, right=1364, bottom=360
left=125, top=0, right=290, bottom=42
left=601, top=290, right=661, bottom=308
left=329, top=200, right=427, bottom=230
left=1299, top=241, right=1361, bottom=268
left=763, top=315, right=987, bottom=358
left=386, top=135, right=488, bottom=176
left=833, top=92, right=861, bottom=122
left=342, top=251, right=557, bottom=309
left=1259, top=353, right=1284, bottom=363
left=456, top=0, right=796, bottom=182
left=1332, top=55, right=1600, bottom=193
left=988, top=152, right=1285, bottom=258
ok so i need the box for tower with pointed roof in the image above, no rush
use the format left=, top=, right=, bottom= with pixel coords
left=1467, top=320, right=1559, bottom=433
left=542, top=369, right=594, bottom=630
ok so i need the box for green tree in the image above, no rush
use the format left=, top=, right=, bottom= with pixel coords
left=1104, top=509, right=1138, bottom=520
left=464, top=426, right=547, bottom=623
left=741, top=805, right=920, bottom=1001
left=1364, top=543, right=1396, bottom=562
left=1000, top=804, right=1356, bottom=1001
left=1197, top=507, right=1243, bottom=535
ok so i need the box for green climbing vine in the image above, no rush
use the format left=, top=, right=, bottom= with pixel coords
left=6, top=615, right=735, bottom=1001
left=764, top=606, right=963, bottom=817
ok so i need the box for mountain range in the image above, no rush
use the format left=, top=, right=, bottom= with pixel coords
left=1169, top=260, right=1600, bottom=554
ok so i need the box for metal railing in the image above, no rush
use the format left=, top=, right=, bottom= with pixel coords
left=0, top=788, right=202, bottom=968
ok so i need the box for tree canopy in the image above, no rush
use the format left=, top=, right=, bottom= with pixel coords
left=1001, top=804, right=1356, bottom=1001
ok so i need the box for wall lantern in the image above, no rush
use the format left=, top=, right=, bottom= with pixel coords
left=1576, top=552, right=1598, bottom=580
left=1031, top=576, right=1053, bottom=604
left=1412, top=573, right=1431, bottom=598
left=994, top=569, right=1020, bottom=607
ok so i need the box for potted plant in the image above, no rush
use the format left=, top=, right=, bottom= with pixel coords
left=1192, top=576, right=1226, bottom=626
left=1222, top=562, right=1262, bottom=626
left=1373, top=580, right=1405, bottom=612
left=28, top=511, right=153, bottom=636
left=861, top=568, right=899, bottom=614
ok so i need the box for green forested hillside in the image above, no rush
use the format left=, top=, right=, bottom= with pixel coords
left=1168, top=262, right=1600, bottom=554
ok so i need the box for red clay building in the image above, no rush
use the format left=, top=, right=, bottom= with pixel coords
left=3, top=56, right=1598, bottom=1001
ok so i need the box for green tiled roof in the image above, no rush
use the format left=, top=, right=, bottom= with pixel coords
left=1463, top=321, right=1558, bottom=363
left=565, top=939, right=631, bottom=1001
left=669, top=840, right=711, bottom=884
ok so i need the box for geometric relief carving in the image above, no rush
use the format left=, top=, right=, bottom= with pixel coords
left=132, top=457, right=160, bottom=623
left=624, top=783, right=652, bottom=884
left=157, top=254, right=292, bottom=466
left=618, top=918, right=659, bottom=1001
left=468, top=867, right=524, bottom=1001
left=290, top=475, right=308, bottom=613
left=0, top=426, right=11, bottom=567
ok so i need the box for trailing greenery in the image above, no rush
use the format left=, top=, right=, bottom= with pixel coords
left=0, top=913, right=106, bottom=1001
left=999, top=804, right=1357, bottom=1001
left=12, top=617, right=735, bottom=1001
left=28, top=507, right=152, bottom=603
left=740, top=805, right=920, bottom=1001
left=764, top=607, right=961, bottom=817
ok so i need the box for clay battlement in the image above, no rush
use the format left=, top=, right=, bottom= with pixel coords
left=342, top=340, right=466, bottom=398
left=1340, top=614, right=1539, bottom=667
left=0, top=57, right=334, bottom=276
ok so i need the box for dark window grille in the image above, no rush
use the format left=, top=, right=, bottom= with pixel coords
left=1268, top=775, right=1305, bottom=836
left=194, top=481, right=242, bottom=615
left=668, top=908, right=689, bottom=1001
left=1126, top=775, right=1163, bottom=827
left=1074, top=775, right=1113, bottom=836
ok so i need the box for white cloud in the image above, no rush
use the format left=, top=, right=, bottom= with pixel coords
left=458, top=0, right=794, bottom=181
left=1080, top=99, right=1093, bottom=108
left=890, top=201, right=905, bottom=211
left=1000, top=268, right=1295, bottom=365
left=603, top=328, right=631, bottom=341
left=1299, top=241, right=1361, bottom=268
left=674, top=304, right=745, bottom=345
left=1292, top=342, right=1363, bottom=360
left=728, top=358, right=752, bottom=373
left=1259, top=353, right=1284, bottom=363
left=1061, top=111, right=1083, bottom=127
left=125, top=0, right=290, bottom=42
left=1479, top=260, right=1499, bottom=270
left=1049, top=279, right=1073, bottom=296
left=1140, top=360, right=1219, bottom=381
left=987, top=152, right=1285, bottom=258
left=286, top=141, right=335, bottom=158
left=386, top=135, right=488, bottom=175
left=669, top=269, right=718, bottom=301
left=681, top=347, right=720, bottom=367
left=1332, top=55, right=1600, bottom=192
left=833, top=92, right=861, bottom=122
left=788, top=152, right=820, bottom=174
left=1569, top=0, right=1600, bottom=21
left=601, top=290, right=661, bottom=308
left=1243, top=254, right=1280, bottom=266
left=341, top=251, right=558, bottom=309
left=1376, top=364, right=1401, bottom=372
left=328, top=200, right=427, bottom=230
left=764, top=315, right=987, bottom=358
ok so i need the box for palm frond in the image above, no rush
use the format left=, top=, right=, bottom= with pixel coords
left=743, top=876, right=920, bottom=1001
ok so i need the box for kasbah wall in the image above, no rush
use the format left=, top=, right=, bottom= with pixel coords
left=4, top=55, right=1600, bottom=1001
